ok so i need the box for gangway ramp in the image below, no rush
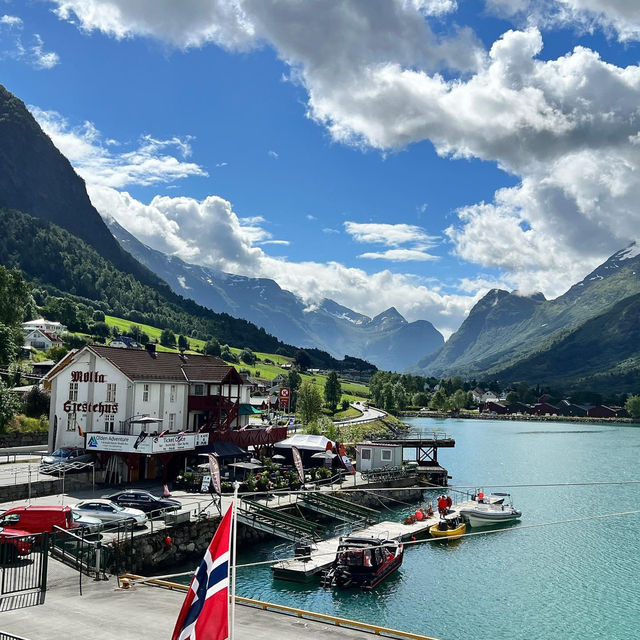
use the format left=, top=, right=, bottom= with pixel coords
left=237, top=499, right=327, bottom=543
left=299, top=492, right=380, bottom=525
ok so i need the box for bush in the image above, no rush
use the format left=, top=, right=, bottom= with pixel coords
left=7, top=414, right=48, bottom=433
left=22, top=386, right=50, bottom=418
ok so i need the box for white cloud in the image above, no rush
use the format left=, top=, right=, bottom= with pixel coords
left=345, top=221, right=439, bottom=261
left=487, top=0, right=640, bottom=42
left=267, top=149, right=279, bottom=159
left=358, top=248, right=438, bottom=262
left=31, top=107, right=207, bottom=188
left=1, top=14, right=59, bottom=69
left=90, top=185, right=474, bottom=335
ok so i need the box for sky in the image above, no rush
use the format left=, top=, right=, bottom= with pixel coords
left=2, top=1, right=640, bottom=339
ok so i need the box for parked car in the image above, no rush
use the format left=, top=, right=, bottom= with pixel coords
left=0, top=505, right=102, bottom=534
left=40, top=447, right=94, bottom=472
left=72, top=499, right=148, bottom=528
left=0, top=526, right=35, bottom=563
left=102, top=490, right=181, bottom=516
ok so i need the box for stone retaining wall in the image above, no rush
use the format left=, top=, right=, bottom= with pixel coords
left=112, top=516, right=272, bottom=575
left=0, top=432, right=48, bottom=448
left=0, top=470, right=104, bottom=503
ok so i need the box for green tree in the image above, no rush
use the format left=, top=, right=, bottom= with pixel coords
left=392, top=381, right=407, bottom=411
left=93, top=310, right=105, bottom=322
left=431, top=387, right=449, bottom=411
left=90, top=321, right=111, bottom=338
left=160, top=328, right=176, bottom=347
left=0, top=266, right=31, bottom=326
left=382, top=382, right=396, bottom=413
left=286, top=368, right=303, bottom=411
left=128, top=324, right=149, bottom=344
left=412, top=391, right=430, bottom=407
left=625, top=395, right=640, bottom=420
left=0, top=381, right=20, bottom=433
left=450, top=388, right=467, bottom=411
left=204, top=338, right=221, bottom=357
left=220, top=344, right=238, bottom=363
left=505, top=391, right=519, bottom=405
left=297, top=379, right=323, bottom=425
left=294, top=349, right=311, bottom=371
left=324, top=371, right=342, bottom=412
left=0, top=324, right=23, bottom=366
left=178, top=334, right=190, bottom=350
left=240, top=347, right=256, bottom=365
left=22, top=385, right=50, bottom=418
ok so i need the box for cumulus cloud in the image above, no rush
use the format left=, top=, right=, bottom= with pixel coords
left=345, top=221, right=439, bottom=261
left=89, top=185, right=473, bottom=335
left=31, top=107, right=207, bottom=188
left=1, top=14, right=59, bottom=69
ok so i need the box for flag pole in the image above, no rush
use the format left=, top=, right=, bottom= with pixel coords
left=230, top=481, right=240, bottom=640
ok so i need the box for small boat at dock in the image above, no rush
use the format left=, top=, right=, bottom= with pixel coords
left=322, top=535, right=403, bottom=589
left=459, top=493, right=522, bottom=527
left=429, top=514, right=466, bottom=540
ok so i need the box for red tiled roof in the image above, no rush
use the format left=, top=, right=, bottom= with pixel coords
left=87, top=345, right=241, bottom=383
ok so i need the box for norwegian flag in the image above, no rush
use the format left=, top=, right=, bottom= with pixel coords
left=171, top=504, right=233, bottom=640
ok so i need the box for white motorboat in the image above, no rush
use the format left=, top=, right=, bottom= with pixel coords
left=460, top=493, right=522, bottom=527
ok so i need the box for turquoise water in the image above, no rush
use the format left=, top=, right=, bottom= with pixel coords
left=229, top=419, right=640, bottom=639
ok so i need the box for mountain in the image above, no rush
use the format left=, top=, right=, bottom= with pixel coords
left=106, top=217, right=444, bottom=371
left=414, top=244, right=640, bottom=391
left=0, top=85, right=167, bottom=293
left=0, top=84, right=375, bottom=370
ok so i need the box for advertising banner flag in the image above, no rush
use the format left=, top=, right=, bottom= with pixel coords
left=291, top=446, right=305, bottom=484
left=208, top=453, right=221, bottom=495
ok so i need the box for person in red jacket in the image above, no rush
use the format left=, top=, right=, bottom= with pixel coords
left=437, top=495, right=447, bottom=516
left=445, top=495, right=452, bottom=511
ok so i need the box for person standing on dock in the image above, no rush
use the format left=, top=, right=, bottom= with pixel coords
left=437, top=495, right=447, bottom=516
left=445, top=495, right=452, bottom=513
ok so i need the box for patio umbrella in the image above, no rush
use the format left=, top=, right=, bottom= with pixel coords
left=311, top=451, right=338, bottom=460
left=129, top=416, right=163, bottom=424
left=271, top=454, right=286, bottom=461
left=250, top=458, right=263, bottom=465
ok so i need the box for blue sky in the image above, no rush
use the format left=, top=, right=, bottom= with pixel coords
left=2, top=1, right=640, bottom=337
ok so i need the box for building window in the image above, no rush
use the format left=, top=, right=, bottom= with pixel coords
left=194, top=384, right=204, bottom=396
left=143, top=384, right=150, bottom=402
left=169, top=413, right=176, bottom=430
left=361, top=449, right=371, bottom=460
left=67, top=413, right=77, bottom=431
left=170, top=384, right=176, bottom=403
left=381, top=449, right=392, bottom=462
left=106, top=383, right=116, bottom=403
left=69, top=382, right=78, bottom=401
left=104, top=415, right=115, bottom=433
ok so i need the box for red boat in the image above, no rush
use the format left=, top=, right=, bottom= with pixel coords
left=323, top=535, right=403, bottom=589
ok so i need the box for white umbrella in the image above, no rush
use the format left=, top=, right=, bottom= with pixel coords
left=271, top=454, right=286, bottom=461
left=311, top=451, right=337, bottom=460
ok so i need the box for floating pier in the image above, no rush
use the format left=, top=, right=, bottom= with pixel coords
left=271, top=495, right=495, bottom=582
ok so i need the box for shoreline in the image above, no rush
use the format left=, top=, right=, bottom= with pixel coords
left=398, top=410, right=638, bottom=426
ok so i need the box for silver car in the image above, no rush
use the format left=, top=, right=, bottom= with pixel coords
left=72, top=499, right=148, bottom=528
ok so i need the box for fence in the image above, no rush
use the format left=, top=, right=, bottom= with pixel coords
left=0, top=533, right=48, bottom=612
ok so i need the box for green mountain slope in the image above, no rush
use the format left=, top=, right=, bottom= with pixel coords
left=491, top=292, right=640, bottom=392
left=415, top=245, right=640, bottom=383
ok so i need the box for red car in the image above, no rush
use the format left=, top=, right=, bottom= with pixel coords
left=0, top=526, right=35, bottom=562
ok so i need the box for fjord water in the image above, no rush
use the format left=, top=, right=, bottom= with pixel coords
left=235, top=418, right=640, bottom=640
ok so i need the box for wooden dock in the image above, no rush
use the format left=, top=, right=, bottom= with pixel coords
left=271, top=496, right=495, bottom=581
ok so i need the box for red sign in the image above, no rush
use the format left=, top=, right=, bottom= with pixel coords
left=279, top=387, right=290, bottom=408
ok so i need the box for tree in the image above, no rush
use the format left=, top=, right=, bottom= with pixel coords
left=431, top=388, right=449, bottom=411
left=0, top=381, right=20, bottom=433
left=392, top=381, right=407, bottom=411
left=93, top=310, right=105, bottom=322
left=505, top=391, right=519, bottom=405
left=324, top=371, right=341, bottom=412
left=625, top=395, right=640, bottom=420
left=160, top=328, right=176, bottom=347
left=204, top=338, right=221, bottom=357
left=0, top=266, right=31, bottom=326
left=220, top=345, right=238, bottom=363
left=178, top=334, right=190, bottom=350
left=450, top=389, right=467, bottom=411
left=22, top=385, right=50, bottom=418
left=0, top=324, right=23, bottom=366
left=129, top=324, right=149, bottom=344
left=294, top=349, right=311, bottom=371
left=90, top=321, right=111, bottom=338
left=297, top=379, right=323, bottom=425
left=412, top=391, right=430, bottom=407
left=240, top=348, right=256, bottom=365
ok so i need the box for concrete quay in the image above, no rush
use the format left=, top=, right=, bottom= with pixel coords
left=0, top=559, right=436, bottom=640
